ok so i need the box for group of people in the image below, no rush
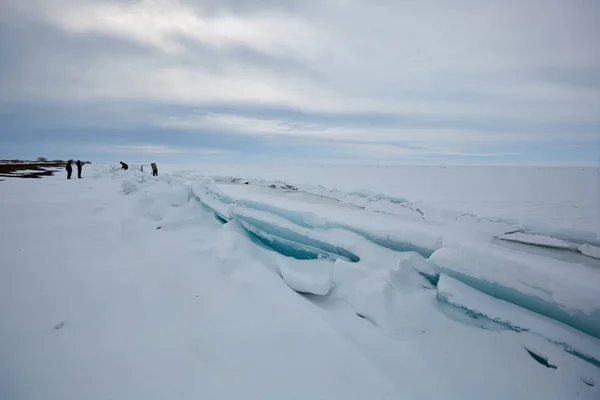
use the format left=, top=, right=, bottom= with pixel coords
left=65, top=160, right=84, bottom=179
left=65, top=161, right=160, bottom=179
left=120, top=161, right=158, bottom=176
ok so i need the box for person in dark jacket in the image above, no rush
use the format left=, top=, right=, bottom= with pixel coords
left=66, top=160, right=73, bottom=179
left=120, top=161, right=128, bottom=170
left=151, top=162, right=158, bottom=176
left=76, top=160, right=83, bottom=178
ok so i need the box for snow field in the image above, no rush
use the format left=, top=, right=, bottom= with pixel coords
left=1, top=163, right=599, bottom=399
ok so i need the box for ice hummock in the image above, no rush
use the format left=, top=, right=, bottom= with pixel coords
left=429, top=244, right=600, bottom=339
left=233, top=207, right=361, bottom=263
left=196, top=176, right=600, bottom=340
left=436, top=274, right=600, bottom=366
left=200, top=180, right=444, bottom=258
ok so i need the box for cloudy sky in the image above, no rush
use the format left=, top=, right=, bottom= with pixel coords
left=0, top=0, right=599, bottom=165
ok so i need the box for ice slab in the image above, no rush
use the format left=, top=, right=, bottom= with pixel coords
left=191, top=181, right=234, bottom=223
left=579, top=244, right=600, bottom=260
left=516, top=223, right=600, bottom=247
left=296, top=185, right=425, bottom=219
left=210, top=183, right=444, bottom=258
left=499, top=232, right=578, bottom=250
left=437, top=274, right=600, bottom=367
left=234, top=207, right=360, bottom=263
left=429, top=244, right=600, bottom=339
left=191, top=181, right=362, bottom=262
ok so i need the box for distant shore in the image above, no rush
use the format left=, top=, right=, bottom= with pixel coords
left=0, top=160, right=67, bottom=180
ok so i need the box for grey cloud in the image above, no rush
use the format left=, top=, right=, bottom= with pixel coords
left=530, top=66, right=600, bottom=90
left=0, top=0, right=599, bottom=164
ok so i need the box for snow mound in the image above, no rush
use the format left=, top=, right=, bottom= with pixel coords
left=121, top=179, right=137, bottom=194
left=429, top=244, right=600, bottom=339
left=344, top=275, right=395, bottom=327
left=157, top=201, right=218, bottom=231
left=167, top=185, right=192, bottom=207
left=388, top=253, right=435, bottom=291
left=437, top=274, right=600, bottom=367
left=277, top=258, right=334, bottom=296
left=333, top=258, right=370, bottom=287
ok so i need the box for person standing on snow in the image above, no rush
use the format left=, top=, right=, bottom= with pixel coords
left=120, top=161, right=128, bottom=170
left=151, top=163, right=158, bottom=176
left=76, top=160, right=83, bottom=179
left=66, top=160, right=73, bottom=179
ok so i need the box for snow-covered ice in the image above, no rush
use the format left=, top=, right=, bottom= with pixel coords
left=1, top=163, right=599, bottom=400
left=163, top=164, right=599, bottom=236
left=429, top=243, right=600, bottom=338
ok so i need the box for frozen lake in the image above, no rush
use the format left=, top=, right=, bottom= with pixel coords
left=1, top=163, right=599, bottom=400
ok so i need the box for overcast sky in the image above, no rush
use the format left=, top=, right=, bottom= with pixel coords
left=1, top=0, right=599, bottom=165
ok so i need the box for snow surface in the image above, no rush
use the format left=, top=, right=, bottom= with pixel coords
left=1, top=164, right=599, bottom=400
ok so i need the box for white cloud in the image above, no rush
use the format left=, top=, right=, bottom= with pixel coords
left=160, top=113, right=597, bottom=144
left=102, top=144, right=226, bottom=155
left=41, top=0, right=320, bottom=59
